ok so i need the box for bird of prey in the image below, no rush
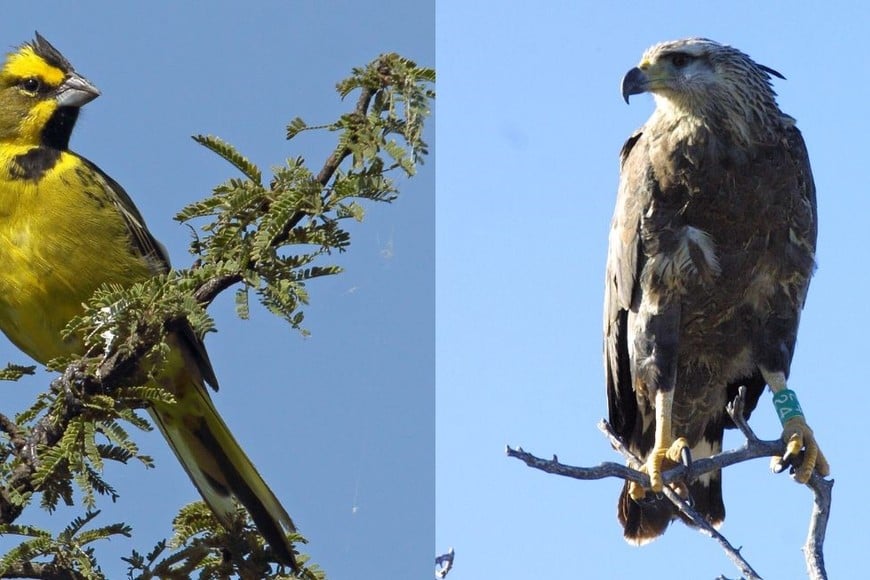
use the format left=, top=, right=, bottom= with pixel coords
left=604, top=38, right=829, bottom=544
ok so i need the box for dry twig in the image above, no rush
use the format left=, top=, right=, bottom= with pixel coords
left=506, top=387, right=833, bottom=579
left=435, top=548, right=454, bottom=579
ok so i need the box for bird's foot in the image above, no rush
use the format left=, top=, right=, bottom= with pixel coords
left=629, top=436, right=689, bottom=500
left=771, top=415, right=830, bottom=483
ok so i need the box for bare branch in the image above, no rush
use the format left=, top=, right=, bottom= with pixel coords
left=728, top=387, right=832, bottom=580
left=507, top=387, right=833, bottom=579
left=507, top=418, right=785, bottom=491
left=435, top=547, right=454, bottom=579
left=726, top=386, right=759, bottom=443
left=505, top=446, right=645, bottom=485
left=804, top=473, right=833, bottom=580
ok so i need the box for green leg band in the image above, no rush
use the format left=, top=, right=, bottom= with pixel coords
left=773, top=388, right=804, bottom=425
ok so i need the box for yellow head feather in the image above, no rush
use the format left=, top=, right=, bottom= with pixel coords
left=2, top=45, right=65, bottom=88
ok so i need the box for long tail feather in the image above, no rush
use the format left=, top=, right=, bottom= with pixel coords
left=148, top=376, right=297, bottom=569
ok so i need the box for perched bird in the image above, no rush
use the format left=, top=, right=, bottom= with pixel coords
left=0, top=34, right=297, bottom=568
left=605, top=38, right=829, bottom=544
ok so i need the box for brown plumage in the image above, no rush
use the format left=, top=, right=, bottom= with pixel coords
left=605, top=38, right=825, bottom=544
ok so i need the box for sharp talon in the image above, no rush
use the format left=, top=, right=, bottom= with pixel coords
left=680, top=446, right=692, bottom=469
left=778, top=414, right=829, bottom=483
left=770, top=456, right=786, bottom=474
left=684, top=489, right=694, bottom=507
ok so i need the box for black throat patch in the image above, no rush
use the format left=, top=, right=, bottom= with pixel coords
left=11, top=147, right=62, bottom=181
left=9, top=104, right=79, bottom=181
left=42, top=106, right=79, bottom=150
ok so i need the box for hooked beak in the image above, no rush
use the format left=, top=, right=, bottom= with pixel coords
left=621, top=67, right=648, bottom=104
left=56, top=72, right=100, bottom=108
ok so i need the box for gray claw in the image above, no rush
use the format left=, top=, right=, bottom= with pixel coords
left=681, top=446, right=692, bottom=470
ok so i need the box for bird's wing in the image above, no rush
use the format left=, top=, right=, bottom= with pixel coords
left=78, top=156, right=220, bottom=390
left=604, top=130, right=647, bottom=439
left=78, top=157, right=171, bottom=272
left=788, top=125, right=818, bottom=302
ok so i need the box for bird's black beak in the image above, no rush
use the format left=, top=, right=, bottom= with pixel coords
left=56, top=72, right=100, bottom=108
left=621, top=67, right=648, bottom=104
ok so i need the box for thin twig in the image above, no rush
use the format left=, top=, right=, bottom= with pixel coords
left=435, top=547, right=454, bottom=579
left=803, top=470, right=833, bottom=580
left=726, top=386, right=759, bottom=442
left=505, top=446, right=646, bottom=484
left=662, top=485, right=761, bottom=579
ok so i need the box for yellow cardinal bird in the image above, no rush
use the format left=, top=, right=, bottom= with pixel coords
left=0, top=33, right=298, bottom=568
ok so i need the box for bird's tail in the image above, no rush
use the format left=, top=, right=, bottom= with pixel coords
left=618, top=439, right=725, bottom=545
left=148, top=374, right=297, bottom=569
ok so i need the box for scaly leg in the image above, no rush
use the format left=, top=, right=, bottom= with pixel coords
left=628, top=389, right=689, bottom=500
left=762, top=369, right=830, bottom=483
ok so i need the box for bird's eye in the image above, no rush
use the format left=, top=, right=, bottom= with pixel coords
left=21, top=77, right=41, bottom=93
left=671, top=54, right=690, bottom=68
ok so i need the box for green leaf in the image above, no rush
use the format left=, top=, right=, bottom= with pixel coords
left=286, top=117, right=308, bottom=140
left=235, top=287, right=250, bottom=320
left=192, top=135, right=263, bottom=185
left=0, top=364, right=36, bottom=381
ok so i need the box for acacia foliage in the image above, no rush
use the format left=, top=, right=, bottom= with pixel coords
left=0, top=53, right=434, bottom=580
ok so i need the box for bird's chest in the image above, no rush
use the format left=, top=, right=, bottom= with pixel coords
left=0, top=156, right=149, bottom=361
left=0, top=194, right=87, bottom=359
left=653, top=142, right=793, bottom=274
left=645, top=148, right=800, bottom=348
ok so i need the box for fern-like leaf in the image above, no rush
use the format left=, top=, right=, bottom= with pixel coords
left=192, top=135, right=263, bottom=185
left=0, top=364, right=36, bottom=381
left=286, top=117, right=308, bottom=140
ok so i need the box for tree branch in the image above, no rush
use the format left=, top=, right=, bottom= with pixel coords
left=435, top=547, right=454, bottom=579
left=193, top=67, right=379, bottom=309
left=727, top=388, right=832, bottom=580
left=506, top=387, right=833, bottom=579
left=804, top=473, right=833, bottom=580
left=314, top=85, right=376, bottom=187
left=0, top=562, right=87, bottom=580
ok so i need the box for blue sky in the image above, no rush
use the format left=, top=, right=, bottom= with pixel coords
left=0, top=3, right=433, bottom=579
left=438, top=2, right=866, bottom=579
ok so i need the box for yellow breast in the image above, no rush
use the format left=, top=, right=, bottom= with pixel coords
left=0, top=147, right=152, bottom=362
